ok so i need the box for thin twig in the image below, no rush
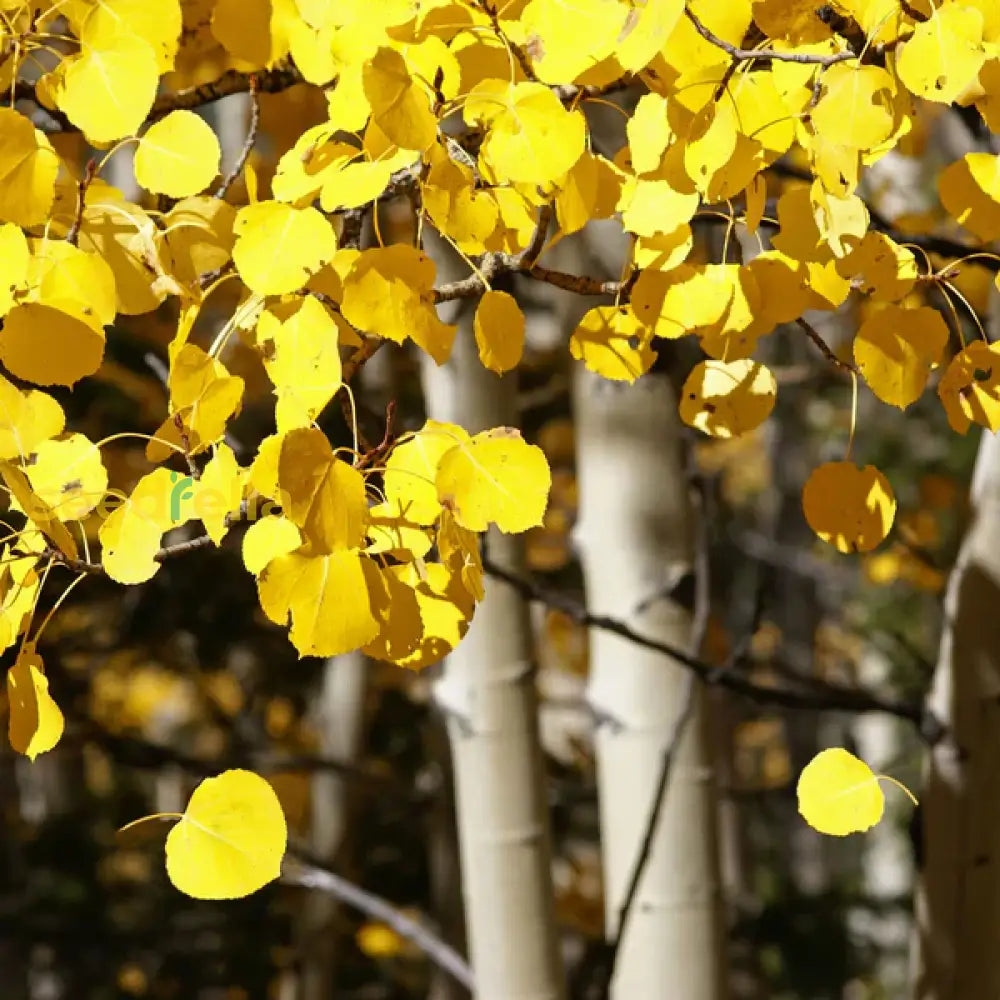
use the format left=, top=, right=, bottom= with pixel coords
left=481, top=556, right=942, bottom=739
left=796, top=317, right=859, bottom=374
left=284, top=854, right=475, bottom=992
left=214, top=75, right=260, bottom=199
left=66, top=158, right=96, bottom=246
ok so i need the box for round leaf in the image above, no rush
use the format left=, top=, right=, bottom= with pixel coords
left=797, top=748, right=884, bottom=836
left=802, top=461, right=896, bottom=554
left=135, top=110, right=222, bottom=198
left=165, top=770, right=287, bottom=899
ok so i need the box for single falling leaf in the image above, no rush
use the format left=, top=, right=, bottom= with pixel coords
left=436, top=428, right=551, bottom=533
left=7, top=643, right=64, bottom=760
left=854, top=304, right=948, bottom=409
left=797, top=748, right=885, bottom=836
left=135, top=110, right=222, bottom=198
left=679, top=360, right=777, bottom=438
left=937, top=340, right=1000, bottom=433
left=474, top=290, right=525, bottom=374
left=802, top=461, right=896, bottom=553
left=233, top=201, right=337, bottom=296
left=164, top=770, right=287, bottom=899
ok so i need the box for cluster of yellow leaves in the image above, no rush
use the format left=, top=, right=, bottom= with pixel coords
left=5, top=0, right=1000, bottom=897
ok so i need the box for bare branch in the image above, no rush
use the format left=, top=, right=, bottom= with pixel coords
left=214, top=74, right=261, bottom=200
left=284, top=854, right=475, bottom=993
left=796, top=317, right=859, bottom=374
left=66, top=158, right=96, bottom=246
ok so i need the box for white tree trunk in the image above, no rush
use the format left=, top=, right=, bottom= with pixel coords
left=419, top=237, right=564, bottom=1000
left=573, top=368, right=727, bottom=1000
left=911, top=423, right=1000, bottom=1000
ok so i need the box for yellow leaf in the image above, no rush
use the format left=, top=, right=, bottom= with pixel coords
left=627, top=92, right=671, bottom=175
left=0, top=222, right=29, bottom=316
left=474, top=290, right=524, bottom=374
left=797, top=748, right=884, bottom=836
left=357, top=922, right=404, bottom=959
left=0, top=301, right=105, bottom=388
left=468, top=81, right=586, bottom=186
left=554, top=151, right=623, bottom=235
left=7, top=643, right=63, bottom=760
left=57, top=30, right=159, bottom=142
left=436, top=427, right=551, bottom=533
left=162, top=196, right=236, bottom=289
left=809, top=63, right=896, bottom=151
left=99, top=468, right=188, bottom=584
left=233, top=201, right=337, bottom=296
left=135, top=110, right=222, bottom=198
left=277, top=427, right=367, bottom=552
left=0, top=110, right=58, bottom=228
left=341, top=245, right=456, bottom=363
left=164, top=770, right=287, bottom=899
left=211, top=0, right=294, bottom=67
left=897, top=3, right=986, bottom=105
left=517, top=0, right=626, bottom=83
left=147, top=345, right=244, bottom=463
left=363, top=46, right=437, bottom=151
left=243, top=515, right=302, bottom=575
left=384, top=420, right=471, bottom=526
left=78, top=0, right=183, bottom=73
left=360, top=561, right=425, bottom=663
left=258, top=549, right=380, bottom=656
left=196, top=445, right=243, bottom=544
left=854, top=304, right=948, bottom=409
left=569, top=305, right=656, bottom=383
left=835, top=232, right=918, bottom=302
left=937, top=340, right=1000, bottom=434
left=422, top=145, right=500, bottom=254
left=617, top=177, right=699, bottom=238
left=25, top=433, right=108, bottom=520
left=0, top=373, right=64, bottom=461
left=938, top=153, right=1000, bottom=242
left=679, top=360, right=777, bottom=438
left=802, top=461, right=896, bottom=554
left=258, top=296, right=344, bottom=432
left=752, top=0, right=834, bottom=43
left=0, top=459, right=78, bottom=559
left=28, top=240, right=117, bottom=328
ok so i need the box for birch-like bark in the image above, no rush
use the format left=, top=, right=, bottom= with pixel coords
left=419, top=235, right=564, bottom=1000
left=911, top=422, right=1000, bottom=1000
left=572, top=367, right=728, bottom=1000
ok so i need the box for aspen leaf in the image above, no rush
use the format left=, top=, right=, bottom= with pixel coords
left=233, top=202, right=337, bottom=296
left=57, top=31, right=159, bottom=142
left=243, top=516, right=302, bottom=576
left=796, top=748, right=884, bottom=836
left=384, top=421, right=471, bottom=526
left=835, top=232, right=918, bottom=302
left=809, top=64, right=895, bottom=151
left=164, top=770, right=287, bottom=899
left=627, top=92, right=671, bottom=175
left=0, top=110, right=58, bottom=228
left=197, top=445, right=243, bottom=545
left=854, top=305, right=948, bottom=409
left=937, top=340, right=1000, bottom=434
left=802, top=462, right=896, bottom=554
left=363, top=47, right=437, bottom=151
left=0, top=302, right=105, bottom=388
left=277, top=427, right=367, bottom=552
left=79, top=0, right=183, bottom=73
left=474, top=290, right=525, bottom=374
left=99, top=468, right=188, bottom=584
left=360, top=562, right=425, bottom=664
left=7, top=643, right=63, bottom=760
left=0, top=459, right=78, bottom=559
left=469, top=81, right=587, bottom=186
left=436, top=428, right=551, bottom=533
left=364, top=500, right=433, bottom=560
left=897, top=4, right=986, bottom=105
left=0, top=223, right=29, bottom=316
left=26, top=433, right=108, bottom=520
left=135, top=111, right=222, bottom=198
left=258, top=549, right=380, bottom=656
left=569, top=306, right=656, bottom=383
left=162, top=196, right=236, bottom=288
left=618, top=178, right=699, bottom=238
left=679, top=360, right=777, bottom=439
left=258, top=296, right=343, bottom=432
left=517, top=0, right=625, bottom=83
left=938, top=153, right=1000, bottom=242
left=0, top=374, right=64, bottom=461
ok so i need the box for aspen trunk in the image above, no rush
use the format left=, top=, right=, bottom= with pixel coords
left=911, top=424, right=1000, bottom=1000
left=572, top=367, right=728, bottom=1000
left=419, top=234, right=564, bottom=1000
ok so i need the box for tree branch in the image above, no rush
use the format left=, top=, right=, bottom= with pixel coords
left=481, top=555, right=943, bottom=740
left=796, top=317, right=859, bottom=374
left=214, top=74, right=261, bottom=199
left=283, top=852, right=475, bottom=993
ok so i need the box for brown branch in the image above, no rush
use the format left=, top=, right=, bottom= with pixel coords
left=481, top=555, right=943, bottom=740
left=796, top=317, right=859, bottom=374
left=150, top=64, right=304, bottom=122
left=214, top=74, right=261, bottom=199
left=523, top=264, right=624, bottom=297
left=66, top=158, right=96, bottom=246
left=684, top=6, right=858, bottom=66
